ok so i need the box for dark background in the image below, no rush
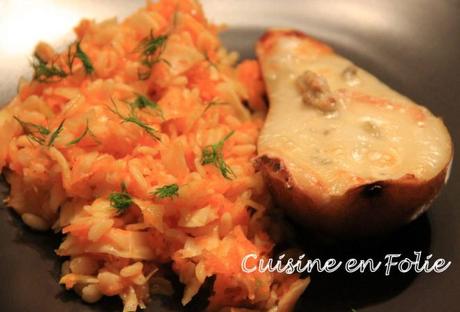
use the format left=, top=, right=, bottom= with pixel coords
left=0, top=0, right=459, bottom=311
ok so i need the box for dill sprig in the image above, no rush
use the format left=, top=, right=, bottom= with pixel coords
left=133, top=94, right=158, bottom=109
left=67, top=120, right=99, bottom=145
left=141, top=34, right=168, bottom=56
left=13, top=116, right=50, bottom=145
left=75, top=41, right=94, bottom=74
left=13, top=116, right=65, bottom=147
left=47, top=119, right=65, bottom=147
left=201, top=131, right=236, bottom=179
left=32, top=55, right=67, bottom=83
left=132, top=94, right=164, bottom=119
left=202, top=100, right=227, bottom=115
left=66, top=44, right=77, bottom=74
left=109, top=183, right=132, bottom=214
left=32, top=41, right=94, bottom=82
left=152, top=183, right=179, bottom=199
left=109, top=99, right=161, bottom=141
left=136, top=31, right=169, bottom=80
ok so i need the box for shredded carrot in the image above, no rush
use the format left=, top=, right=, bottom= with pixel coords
left=0, top=0, right=305, bottom=311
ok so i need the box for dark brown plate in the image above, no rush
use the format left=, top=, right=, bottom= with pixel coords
left=0, top=1, right=459, bottom=311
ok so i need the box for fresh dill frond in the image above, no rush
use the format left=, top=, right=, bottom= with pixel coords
left=32, top=55, right=67, bottom=83
left=13, top=116, right=50, bottom=145
left=133, top=94, right=158, bottom=109
left=75, top=42, right=94, bottom=74
left=67, top=120, right=99, bottom=145
left=136, top=31, right=169, bottom=80
left=109, top=99, right=161, bottom=141
left=202, top=100, right=227, bottom=115
left=201, top=131, right=236, bottom=180
left=64, top=41, right=94, bottom=75
left=47, top=119, right=65, bottom=147
left=152, top=183, right=179, bottom=199
left=140, top=33, right=168, bottom=56
left=66, top=44, right=77, bottom=74
left=67, top=123, right=89, bottom=145
left=13, top=116, right=50, bottom=135
left=32, top=41, right=94, bottom=82
left=14, top=117, right=65, bottom=147
left=109, top=183, right=132, bottom=214
left=132, top=94, right=164, bottom=119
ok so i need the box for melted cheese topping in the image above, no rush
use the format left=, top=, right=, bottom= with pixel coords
left=258, top=34, right=452, bottom=196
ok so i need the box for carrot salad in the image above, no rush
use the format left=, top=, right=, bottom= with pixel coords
left=0, top=0, right=308, bottom=310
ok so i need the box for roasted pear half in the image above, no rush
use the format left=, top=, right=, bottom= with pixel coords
left=256, top=29, right=453, bottom=237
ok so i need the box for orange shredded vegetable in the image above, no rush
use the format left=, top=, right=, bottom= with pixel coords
left=0, top=0, right=308, bottom=311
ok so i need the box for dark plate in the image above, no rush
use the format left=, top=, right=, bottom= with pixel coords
left=0, top=1, right=459, bottom=311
